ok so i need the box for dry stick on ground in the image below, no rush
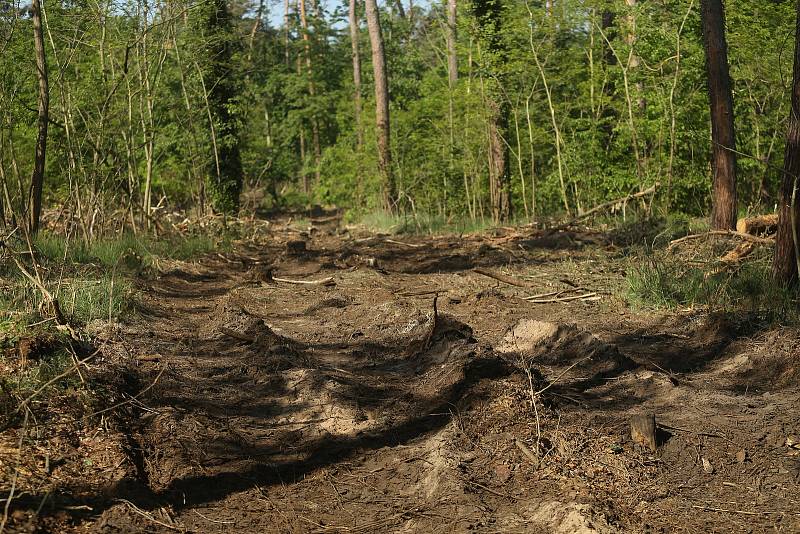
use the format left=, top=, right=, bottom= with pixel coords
left=524, top=286, right=588, bottom=300
left=6, top=250, right=67, bottom=326
left=0, top=410, right=28, bottom=533
left=525, top=292, right=598, bottom=304
left=384, top=238, right=423, bottom=248
left=272, top=276, right=336, bottom=287
left=117, top=499, right=184, bottom=532
left=667, top=230, right=775, bottom=250
left=473, top=268, right=531, bottom=288
left=690, top=505, right=800, bottom=516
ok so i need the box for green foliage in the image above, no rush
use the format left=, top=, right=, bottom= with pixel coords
left=33, top=233, right=219, bottom=268
left=627, top=255, right=800, bottom=323
left=0, top=0, right=795, bottom=225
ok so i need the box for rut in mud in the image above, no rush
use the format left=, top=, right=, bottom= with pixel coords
left=16, top=217, right=799, bottom=533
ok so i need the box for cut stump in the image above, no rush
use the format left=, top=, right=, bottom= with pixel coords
left=630, top=413, right=658, bottom=452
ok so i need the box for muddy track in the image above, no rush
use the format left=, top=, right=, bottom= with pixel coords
left=61, top=222, right=800, bottom=533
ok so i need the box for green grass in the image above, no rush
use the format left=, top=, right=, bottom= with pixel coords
left=33, top=232, right=221, bottom=269
left=627, top=255, right=800, bottom=323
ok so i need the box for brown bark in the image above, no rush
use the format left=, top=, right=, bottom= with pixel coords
left=772, top=0, right=800, bottom=285
left=488, top=99, right=511, bottom=222
left=701, top=0, right=738, bottom=230
left=298, top=0, right=321, bottom=186
left=29, top=0, right=48, bottom=234
left=446, top=0, right=457, bottom=88
left=349, top=0, right=363, bottom=149
left=364, top=0, right=396, bottom=210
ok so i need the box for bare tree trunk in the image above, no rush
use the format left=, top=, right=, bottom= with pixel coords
left=284, top=0, right=290, bottom=67
left=349, top=0, right=363, bottom=150
left=446, top=0, right=457, bottom=88
left=29, top=0, right=49, bottom=234
left=772, top=0, right=800, bottom=285
left=298, top=0, right=321, bottom=186
left=364, top=0, right=396, bottom=210
left=475, top=0, right=512, bottom=222
left=701, top=0, right=737, bottom=230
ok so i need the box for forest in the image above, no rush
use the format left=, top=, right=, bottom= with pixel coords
left=1, top=0, right=800, bottom=532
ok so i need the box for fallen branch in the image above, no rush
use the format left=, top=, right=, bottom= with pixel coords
left=118, top=499, right=185, bottom=532
left=473, top=268, right=531, bottom=288
left=668, top=230, right=774, bottom=250
left=690, top=505, right=799, bottom=517
left=571, top=183, right=659, bottom=223
left=272, top=276, right=336, bottom=287
left=385, top=238, right=423, bottom=248
left=525, top=292, right=598, bottom=304
left=524, top=287, right=587, bottom=300
left=514, top=438, right=540, bottom=467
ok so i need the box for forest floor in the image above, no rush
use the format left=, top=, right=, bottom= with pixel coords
left=2, top=211, right=800, bottom=533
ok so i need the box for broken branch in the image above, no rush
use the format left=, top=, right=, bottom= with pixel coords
left=473, top=268, right=531, bottom=288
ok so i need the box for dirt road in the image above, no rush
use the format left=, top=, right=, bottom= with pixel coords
left=14, top=217, right=800, bottom=533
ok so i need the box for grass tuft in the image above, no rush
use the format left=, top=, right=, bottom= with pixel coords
left=627, top=255, right=800, bottom=323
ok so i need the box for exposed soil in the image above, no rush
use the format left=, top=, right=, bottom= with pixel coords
left=3, top=215, right=800, bottom=533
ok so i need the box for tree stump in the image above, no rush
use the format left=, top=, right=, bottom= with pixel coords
left=630, top=413, right=658, bottom=452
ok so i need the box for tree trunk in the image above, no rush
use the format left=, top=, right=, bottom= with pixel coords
left=772, top=0, right=800, bottom=285
left=446, top=0, right=457, bottom=88
left=701, top=0, right=737, bottom=230
left=349, top=0, right=363, bottom=149
left=472, top=0, right=511, bottom=222
left=29, top=0, right=49, bottom=234
left=298, top=0, right=321, bottom=186
left=364, top=0, right=396, bottom=210
left=197, top=0, right=243, bottom=214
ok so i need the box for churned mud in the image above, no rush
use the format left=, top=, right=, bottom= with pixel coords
left=3, top=214, right=800, bottom=533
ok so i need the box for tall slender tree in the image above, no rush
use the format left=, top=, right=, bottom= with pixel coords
left=471, top=0, right=511, bottom=222
left=349, top=0, right=363, bottom=149
left=195, top=0, right=243, bottom=214
left=701, top=0, right=737, bottom=230
left=772, top=0, right=800, bottom=285
left=298, top=0, right=321, bottom=187
left=364, top=0, right=396, bottom=210
left=29, top=0, right=48, bottom=234
left=446, top=0, right=457, bottom=88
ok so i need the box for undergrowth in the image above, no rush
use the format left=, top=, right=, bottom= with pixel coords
left=627, top=254, right=800, bottom=324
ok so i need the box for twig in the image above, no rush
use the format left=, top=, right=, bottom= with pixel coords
left=0, top=410, right=28, bottom=533
left=668, top=230, right=774, bottom=250
left=525, top=292, right=598, bottom=304
left=82, top=367, right=165, bottom=420
left=117, top=499, right=184, bottom=532
left=12, top=351, right=99, bottom=416
left=535, top=354, right=594, bottom=396
left=193, top=509, right=235, bottom=524
left=524, top=287, right=588, bottom=300
left=514, top=438, right=540, bottom=467
left=385, top=238, right=422, bottom=248
left=273, top=276, right=336, bottom=286
left=473, top=268, right=531, bottom=288
left=463, top=479, right=516, bottom=500
left=690, top=505, right=799, bottom=516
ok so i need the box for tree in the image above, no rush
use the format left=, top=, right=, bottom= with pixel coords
left=364, top=0, right=396, bottom=210
left=349, top=0, right=363, bottom=149
left=471, top=0, right=511, bottom=222
left=195, top=0, right=243, bottom=214
left=29, top=0, right=48, bottom=234
left=446, top=0, right=457, bottom=88
left=701, top=0, right=737, bottom=230
left=772, top=0, right=800, bottom=285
